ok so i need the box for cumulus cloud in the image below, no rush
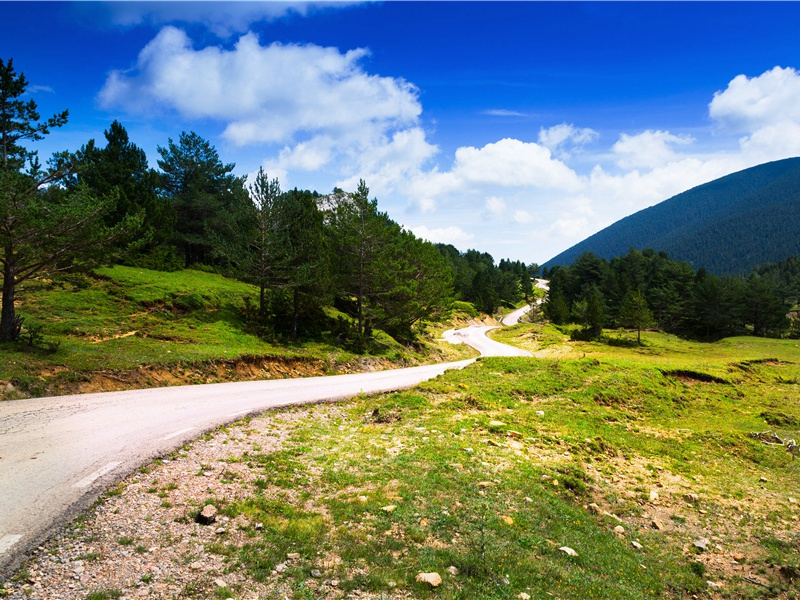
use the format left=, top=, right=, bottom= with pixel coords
left=100, top=28, right=421, bottom=144
left=101, top=27, right=432, bottom=187
left=513, top=209, right=534, bottom=224
left=709, top=66, right=800, bottom=133
left=612, top=130, right=695, bottom=169
left=410, top=225, right=475, bottom=246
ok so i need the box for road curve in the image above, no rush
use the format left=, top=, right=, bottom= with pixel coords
left=0, top=315, right=534, bottom=577
left=1, top=360, right=477, bottom=575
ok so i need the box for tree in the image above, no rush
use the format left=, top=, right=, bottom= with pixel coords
left=619, top=289, right=654, bottom=344
left=277, top=188, right=328, bottom=338
left=0, top=59, right=137, bottom=341
left=328, top=180, right=393, bottom=338
left=243, top=168, right=285, bottom=317
left=74, top=121, right=174, bottom=266
left=157, top=132, right=250, bottom=267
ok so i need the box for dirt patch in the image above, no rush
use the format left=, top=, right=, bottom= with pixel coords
left=662, top=369, right=730, bottom=385
left=3, top=353, right=419, bottom=399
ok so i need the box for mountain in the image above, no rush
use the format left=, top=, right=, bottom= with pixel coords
left=543, top=157, right=800, bottom=275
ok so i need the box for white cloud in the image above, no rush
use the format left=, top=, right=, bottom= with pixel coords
left=513, top=209, right=534, bottom=224
left=101, top=26, right=432, bottom=188
left=612, top=130, right=695, bottom=169
left=450, top=139, right=583, bottom=190
left=538, top=123, right=598, bottom=156
left=100, top=28, right=421, bottom=145
left=410, top=225, right=475, bottom=246
left=105, top=2, right=366, bottom=37
left=485, top=196, right=506, bottom=217
left=709, top=66, right=800, bottom=133
left=483, top=109, right=527, bottom=117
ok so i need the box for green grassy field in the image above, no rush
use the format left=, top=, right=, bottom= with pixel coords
left=0, top=266, right=470, bottom=399
left=40, top=322, right=795, bottom=600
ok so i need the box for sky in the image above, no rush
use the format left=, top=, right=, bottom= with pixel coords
left=3, top=1, right=800, bottom=265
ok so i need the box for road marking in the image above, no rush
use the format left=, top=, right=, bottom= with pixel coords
left=0, top=534, right=23, bottom=555
left=163, top=427, right=194, bottom=440
left=72, top=461, right=122, bottom=488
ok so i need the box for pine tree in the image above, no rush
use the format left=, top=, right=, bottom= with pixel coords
left=0, top=59, right=137, bottom=341
left=619, top=289, right=654, bottom=344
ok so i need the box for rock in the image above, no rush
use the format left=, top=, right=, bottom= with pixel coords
left=524, top=497, right=533, bottom=503
left=255, top=522, right=263, bottom=530
left=476, top=481, right=492, bottom=488
left=215, top=527, right=227, bottom=535
left=707, top=581, right=722, bottom=589
left=499, top=577, right=511, bottom=585
left=446, top=566, right=459, bottom=576
left=500, top=515, right=514, bottom=525
left=287, top=553, right=300, bottom=560
left=587, top=503, right=601, bottom=515
left=507, top=430, right=523, bottom=438
left=559, top=546, right=578, bottom=557
left=311, top=569, right=322, bottom=578
left=760, top=476, right=768, bottom=483
left=330, top=579, right=340, bottom=587
left=613, top=525, right=625, bottom=536
left=694, top=538, right=710, bottom=551
left=631, top=541, right=643, bottom=550
left=275, top=563, right=287, bottom=573
left=650, top=519, right=665, bottom=531
left=507, top=440, right=524, bottom=450
left=489, top=420, right=505, bottom=427
left=518, top=594, right=531, bottom=600
left=415, top=572, right=443, bottom=587
left=535, top=410, right=545, bottom=416
left=732, top=553, right=746, bottom=562
left=649, top=490, right=659, bottom=502
left=196, top=505, right=217, bottom=525
left=381, top=505, right=397, bottom=513
left=789, top=497, right=798, bottom=504
left=189, top=561, right=203, bottom=570
left=214, top=579, right=228, bottom=588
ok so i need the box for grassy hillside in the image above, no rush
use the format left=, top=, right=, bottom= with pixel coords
left=544, top=157, right=800, bottom=274
left=12, top=324, right=800, bottom=599
left=0, top=265, right=470, bottom=400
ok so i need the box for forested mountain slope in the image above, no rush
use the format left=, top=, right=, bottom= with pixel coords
left=544, top=157, right=800, bottom=274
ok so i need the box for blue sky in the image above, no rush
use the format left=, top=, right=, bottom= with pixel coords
left=3, top=2, right=800, bottom=264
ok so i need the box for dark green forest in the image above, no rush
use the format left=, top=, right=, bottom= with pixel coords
left=0, top=58, right=531, bottom=349
left=544, top=157, right=800, bottom=275
left=543, top=249, right=800, bottom=341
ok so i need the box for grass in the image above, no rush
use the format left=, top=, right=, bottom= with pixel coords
left=195, top=324, right=800, bottom=598
left=8, top=318, right=800, bottom=598
left=0, top=266, right=470, bottom=399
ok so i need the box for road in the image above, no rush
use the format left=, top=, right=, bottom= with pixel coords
left=0, top=322, right=528, bottom=577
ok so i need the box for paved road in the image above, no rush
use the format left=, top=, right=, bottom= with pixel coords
left=442, top=324, right=531, bottom=357
left=502, top=304, right=532, bottom=326
left=0, top=322, right=529, bottom=577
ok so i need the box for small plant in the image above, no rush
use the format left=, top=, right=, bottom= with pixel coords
left=85, top=590, right=122, bottom=600
left=117, top=536, right=133, bottom=546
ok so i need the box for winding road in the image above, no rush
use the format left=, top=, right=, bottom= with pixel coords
left=0, top=311, right=535, bottom=577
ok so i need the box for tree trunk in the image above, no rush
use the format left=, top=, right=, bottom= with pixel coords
left=0, top=253, right=18, bottom=342
left=292, top=288, right=299, bottom=339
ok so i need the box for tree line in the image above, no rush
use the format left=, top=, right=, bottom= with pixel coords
left=543, top=248, right=800, bottom=341
left=3, top=58, right=518, bottom=348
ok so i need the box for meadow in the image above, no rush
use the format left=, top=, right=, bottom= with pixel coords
left=16, top=323, right=798, bottom=599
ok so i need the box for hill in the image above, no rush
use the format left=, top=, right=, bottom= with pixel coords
left=0, top=266, right=469, bottom=400
left=544, top=157, right=800, bottom=274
